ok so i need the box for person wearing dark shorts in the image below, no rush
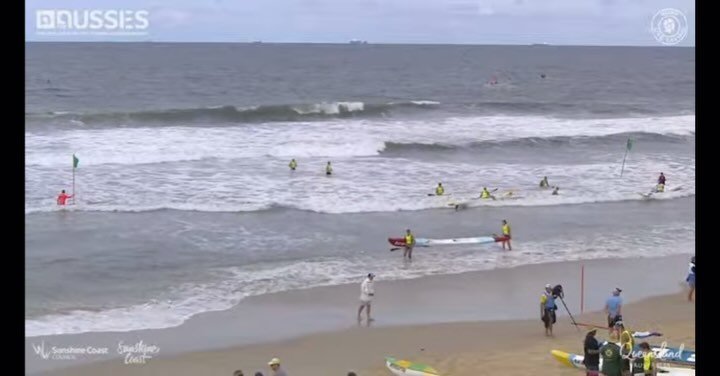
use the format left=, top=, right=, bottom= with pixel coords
left=605, top=288, right=623, bottom=333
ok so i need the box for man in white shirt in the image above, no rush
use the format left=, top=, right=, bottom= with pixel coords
left=357, top=273, right=375, bottom=322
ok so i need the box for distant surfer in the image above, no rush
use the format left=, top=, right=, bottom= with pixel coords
left=480, top=187, right=495, bottom=200
left=539, top=176, right=549, bottom=188
left=435, top=182, right=445, bottom=196
left=56, top=190, right=73, bottom=206
left=540, top=73, right=546, bottom=79
left=403, top=229, right=415, bottom=260
left=686, top=256, right=695, bottom=301
left=552, top=186, right=560, bottom=195
left=357, top=273, right=375, bottom=322
left=289, top=159, right=297, bottom=171
left=656, top=172, right=666, bottom=192
left=501, top=219, right=512, bottom=250
left=488, top=75, right=498, bottom=85
left=326, top=161, right=333, bottom=176
left=540, top=284, right=557, bottom=336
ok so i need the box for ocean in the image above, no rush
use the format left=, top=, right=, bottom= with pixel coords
left=25, top=43, right=695, bottom=337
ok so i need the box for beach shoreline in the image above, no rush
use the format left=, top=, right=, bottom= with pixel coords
left=28, top=254, right=694, bottom=375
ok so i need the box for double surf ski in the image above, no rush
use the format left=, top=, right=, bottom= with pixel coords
left=388, top=235, right=508, bottom=248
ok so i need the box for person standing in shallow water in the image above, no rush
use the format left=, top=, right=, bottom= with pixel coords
left=325, top=161, right=333, bottom=176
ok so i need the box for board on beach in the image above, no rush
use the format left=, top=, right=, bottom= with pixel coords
left=388, top=235, right=508, bottom=247
left=385, top=357, right=440, bottom=376
left=551, top=349, right=695, bottom=375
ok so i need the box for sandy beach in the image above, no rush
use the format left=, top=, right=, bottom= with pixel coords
left=31, top=255, right=695, bottom=376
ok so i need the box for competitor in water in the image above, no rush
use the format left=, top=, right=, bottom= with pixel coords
left=326, top=161, right=333, bottom=176
left=552, top=186, right=560, bottom=195
left=656, top=172, right=666, bottom=192
left=480, top=187, right=495, bottom=200
left=435, top=183, right=445, bottom=196
left=403, top=229, right=415, bottom=260
left=501, top=219, right=512, bottom=250
left=56, top=190, right=74, bottom=206
left=289, top=159, right=297, bottom=171
left=539, top=176, right=549, bottom=188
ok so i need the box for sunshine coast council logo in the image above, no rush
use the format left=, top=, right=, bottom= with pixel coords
left=651, top=8, right=688, bottom=46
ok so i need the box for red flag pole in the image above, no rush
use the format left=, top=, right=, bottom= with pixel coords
left=580, top=264, right=585, bottom=314
left=72, top=155, right=76, bottom=205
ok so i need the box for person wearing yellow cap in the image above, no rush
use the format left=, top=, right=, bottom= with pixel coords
left=267, top=358, right=288, bottom=376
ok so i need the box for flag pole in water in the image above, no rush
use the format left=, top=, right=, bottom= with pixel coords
left=72, top=154, right=79, bottom=204
left=620, top=138, right=633, bottom=177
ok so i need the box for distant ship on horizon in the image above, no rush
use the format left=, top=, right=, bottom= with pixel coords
left=349, top=39, right=369, bottom=44
left=530, top=42, right=550, bottom=46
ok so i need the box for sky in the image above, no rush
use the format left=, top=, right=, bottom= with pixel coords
left=25, top=0, right=695, bottom=46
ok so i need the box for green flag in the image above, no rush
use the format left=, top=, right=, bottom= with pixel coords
left=73, top=154, right=79, bottom=169
left=626, top=139, right=633, bottom=151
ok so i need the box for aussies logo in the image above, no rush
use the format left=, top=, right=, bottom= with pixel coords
left=35, top=9, right=150, bottom=36
left=31, top=341, right=109, bottom=361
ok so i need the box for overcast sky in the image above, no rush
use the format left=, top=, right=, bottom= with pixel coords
left=26, top=0, right=695, bottom=46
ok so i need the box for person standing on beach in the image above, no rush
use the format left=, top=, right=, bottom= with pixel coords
left=501, top=220, right=512, bottom=250
left=686, top=256, right=695, bottom=301
left=267, top=358, right=288, bottom=376
left=583, top=328, right=601, bottom=376
left=615, top=321, right=633, bottom=376
left=540, top=284, right=556, bottom=336
left=605, top=288, right=623, bottom=332
left=288, top=159, right=297, bottom=171
left=600, top=333, right=623, bottom=376
left=403, top=229, right=415, bottom=259
left=636, top=342, right=657, bottom=376
left=326, top=161, right=333, bottom=176
left=358, top=273, right=375, bottom=322
left=56, top=189, right=73, bottom=206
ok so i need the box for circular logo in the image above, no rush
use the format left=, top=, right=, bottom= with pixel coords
left=651, top=8, right=688, bottom=45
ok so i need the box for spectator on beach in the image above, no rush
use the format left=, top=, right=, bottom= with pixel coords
left=540, top=284, right=557, bottom=336
left=600, top=333, right=622, bottom=376
left=268, top=358, right=288, bottom=376
left=605, top=288, right=623, bottom=333
left=615, top=321, right=633, bottom=376
left=686, top=256, right=695, bottom=301
left=357, top=273, right=375, bottom=322
left=635, top=342, right=657, bottom=376
left=583, top=328, right=601, bottom=376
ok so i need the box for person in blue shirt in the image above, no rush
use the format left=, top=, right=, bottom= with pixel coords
left=540, top=284, right=557, bottom=337
left=686, top=256, right=695, bottom=302
left=605, top=288, right=623, bottom=334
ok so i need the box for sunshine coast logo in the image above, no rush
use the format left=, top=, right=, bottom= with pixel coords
left=650, top=8, right=688, bottom=45
left=35, top=9, right=150, bottom=36
left=31, top=341, right=109, bottom=361
left=117, top=340, right=160, bottom=365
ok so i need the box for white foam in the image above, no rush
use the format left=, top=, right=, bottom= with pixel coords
left=25, top=223, right=694, bottom=337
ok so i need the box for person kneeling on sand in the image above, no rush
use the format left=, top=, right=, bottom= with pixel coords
left=268, top=358, right=288, bottom=376
left=540, top=284, right=557, bottom=336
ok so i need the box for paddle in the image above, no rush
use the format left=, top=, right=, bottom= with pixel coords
left=427, top=193, right=452, bottom=196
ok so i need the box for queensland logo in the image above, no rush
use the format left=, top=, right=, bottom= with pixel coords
left=650, top=8, right=688, bottom=45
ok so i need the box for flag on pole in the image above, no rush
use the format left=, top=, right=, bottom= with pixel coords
left=73, top=154, right=79, bottom=168
left=620, top=138, right=633, bottom=177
